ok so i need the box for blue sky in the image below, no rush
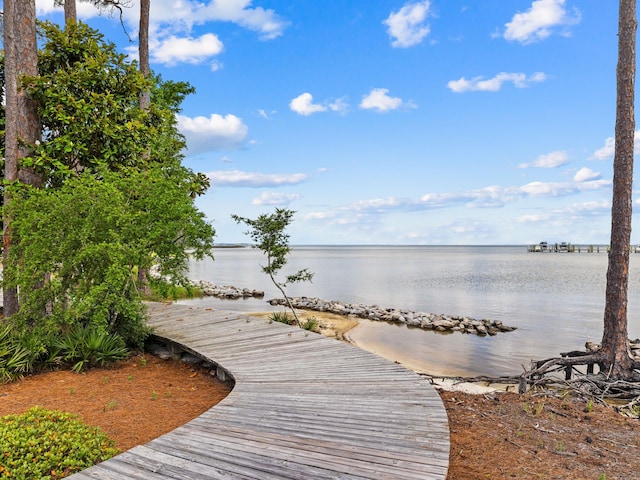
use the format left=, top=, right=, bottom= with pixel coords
left=31, top=1, right=631, bottom=245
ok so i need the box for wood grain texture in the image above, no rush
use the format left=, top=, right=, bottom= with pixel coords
left=69, top=303, right=449, bottom=479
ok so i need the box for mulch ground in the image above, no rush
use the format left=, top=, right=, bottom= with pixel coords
left=0, top=354, right=231, bottom=451
left=1, top=355, right=639, bottom=479
left=440, top=389, right=639, bottom=480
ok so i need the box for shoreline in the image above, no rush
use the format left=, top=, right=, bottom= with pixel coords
left=189, top=281, right=518, bottom=336
left=268, top=296, right=518, bottom=336
left=249, top=308, right=507, bottom=394
left=188, top=280, right=515, bottom=392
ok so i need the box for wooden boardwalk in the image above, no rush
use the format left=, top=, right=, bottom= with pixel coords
left=70, top=303, right=450, bottom=479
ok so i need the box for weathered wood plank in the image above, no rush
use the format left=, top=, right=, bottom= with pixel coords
left=68, top=303, right=449, bottom=479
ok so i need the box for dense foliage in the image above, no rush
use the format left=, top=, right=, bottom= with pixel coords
left=0, top=407, right=119, bottom=479
left=1, top=21, right=215, bottom=349
left=0, top=323, right=128, bottom=383
left=23, top=21, right=151, bottom=184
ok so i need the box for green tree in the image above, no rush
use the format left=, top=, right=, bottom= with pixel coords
left=232, top=209, right=313, bottom=327
left=23, top=21, right=152, bottom=185
left=4, top=168, right=214, bottom=347
left=1, top=21, right=215, bottom=345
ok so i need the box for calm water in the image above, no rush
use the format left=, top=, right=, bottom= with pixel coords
left=180, top=246, right=640, bottom=377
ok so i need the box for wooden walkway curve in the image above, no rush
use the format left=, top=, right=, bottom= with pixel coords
left=70, top=302, right=450, bottom=479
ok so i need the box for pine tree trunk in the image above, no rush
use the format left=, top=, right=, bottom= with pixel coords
left=3, top=0, right=19, bottom=317
left=139, top=0, right=151, bottom=111
left=64, top=0, right=77, bottom=24
left=600, top=0, right=637, bottom=380
left=3, top=0, right=40, bottom=317
left=137, top=0, right=152, bottom=296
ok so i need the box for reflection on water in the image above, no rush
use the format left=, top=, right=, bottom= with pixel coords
left=181, top=246, right=640, bottom=377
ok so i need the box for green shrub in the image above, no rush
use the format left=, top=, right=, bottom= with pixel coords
left=55, top=325, right=129, bottom=373
left=148, top=277, right=203, bottom=301
left=0, top=407, right=119, bottom=479
left=0, top=325, right=48, bottom=383
left=0, top=323, right=130, bottom=381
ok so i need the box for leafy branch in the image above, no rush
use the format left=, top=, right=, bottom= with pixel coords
left=232, top=208, right=313, bottom=327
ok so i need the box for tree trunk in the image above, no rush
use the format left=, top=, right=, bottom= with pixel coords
left=137, top=0, right=152, bottom=296
left=3, top=0, right=40, bottom=317
left=600, top=0, right=637, bottom=380
left=3, top=0, right=19, bottom=317
left=138, top=0, right=151, bottom=111
left=64, top=0, right=77, bottom=24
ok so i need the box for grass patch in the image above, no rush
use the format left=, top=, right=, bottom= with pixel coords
left=269, top=311, right=295, bottom=325
left=303, top=317, right=319, bottom=332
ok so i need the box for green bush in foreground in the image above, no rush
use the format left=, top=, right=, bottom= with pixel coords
left=0, top=407, right=119, bottom=479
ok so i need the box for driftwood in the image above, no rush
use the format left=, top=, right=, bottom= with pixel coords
left=422, top=340, right=640, bottom=418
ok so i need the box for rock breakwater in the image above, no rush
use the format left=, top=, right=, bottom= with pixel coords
left=268, top=296, right=517, bottom=336
left=191, top=280, right=264, bottom=300
left=188, top=279, right=517, bottom=336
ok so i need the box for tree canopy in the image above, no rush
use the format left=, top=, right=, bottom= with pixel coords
left=1, top=21, right=215, bottom=346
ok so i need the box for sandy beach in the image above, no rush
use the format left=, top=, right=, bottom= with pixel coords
left=249, top=308, right=506, bottom=393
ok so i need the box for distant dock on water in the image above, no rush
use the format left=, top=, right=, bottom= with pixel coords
left=527, top=241, right=640, bottom=253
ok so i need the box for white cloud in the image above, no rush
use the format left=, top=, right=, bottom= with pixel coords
left=561, top=200, right=609, bottom=216
left=416, top=178, right=611, bottom=210
left=519, top=150, right=569, bottom=168
left=590, top=130, right=640, bottom=160
left=302, top=176, right=613, bottom=242
left=289, top=93, right=327, bottom=116
left=207, top=170, right=309, bottom=187
left=591, top=137, right=615, bottom=161
left=383, top=0, right=433, bottom=48
left=420, top=185, right=515, bottom=209
left=328, top=97, right=350, bottom=114
left=519, top=179, right=609, bottom=196
left=257, top=109, right=277, bottom=119
left=193, top=0, right=289, bottom=40
left=36, top=0, right=58, bottom=15
left=573, top=167, right=601, bottom=182
left=138, top=0, right=288, bottom=41
left=252, top=192, right=301, bottom=206
left=448, top=72, right=546, bottom=93
left=504, top=0, right=581, bottom=44
left=359, top=88, right=414, bottom=112
left=302, top=211, right=337, bottom=221
left=515, top=213, right=552, bottom=223
left=177, top=113, right=249, bottom=153
left=36, top=0, right=287, bottom=67
left=347, top=197, right=406, bottom=212
left=517, top=201, right=609, bottom=226
left=150, top=33, right=223, bottom=66
left=37, top=0, right=100, bottom=17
